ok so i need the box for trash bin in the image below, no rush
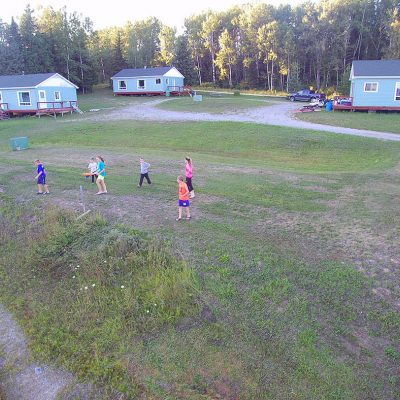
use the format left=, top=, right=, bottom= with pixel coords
left=166, top=89, right=170, bottom=97
left=325, top=100, right=333, bottom=112
left=10, top=137, right=29, bottom=151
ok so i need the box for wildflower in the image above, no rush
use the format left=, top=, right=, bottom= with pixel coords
left=72, top=276, right=76, bottom=279
left=77, top=265, right=80, bottom=268
left=84, top=286, right=88, bottom=290
left=146, top=310, right=149, bottom=313
left=92, top=284, right=96, bottom=287
left=153, top=303, right=157, bottom=306
left=103, top=260, right=107, bottom=264
left=121, top=285, right=125, bottom=289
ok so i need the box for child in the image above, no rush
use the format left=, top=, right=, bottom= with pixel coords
left=176, top=175, right=191, bottom=221
left=137, top=157, right=151, bottom=187
left=185, top=157, right=195, bottom=198
left=34, top=159, right=49, bottom=194
left=95, top=155, right=107, bottom=195
left=88, top=157, right=98, bottom=184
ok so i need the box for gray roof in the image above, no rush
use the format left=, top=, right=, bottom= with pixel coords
left=111, top=67, right=174, bottom=78
left=352, top=60, right=400, bottom=77
left=0, top=73, right=56, bottom=88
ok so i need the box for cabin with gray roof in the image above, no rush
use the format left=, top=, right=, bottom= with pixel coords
left=0, top=72, right=79, bottom=117
left=111, top=67, right=189, bottom=96
left=334, top=59, right=400, bottom=111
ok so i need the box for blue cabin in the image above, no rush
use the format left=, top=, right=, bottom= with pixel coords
left=111, top=67, right=187, bottom=96
left=0, top=73, right=79, bottom=117
left=334, top=60, right=400, bottom=111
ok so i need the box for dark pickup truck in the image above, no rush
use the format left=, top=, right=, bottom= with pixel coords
left=287, top=89, right=326, bottom=102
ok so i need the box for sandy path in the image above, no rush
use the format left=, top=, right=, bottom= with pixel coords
left=0, top=305, right=79, bottom=399
left=88, top=98, right=400, bottom=142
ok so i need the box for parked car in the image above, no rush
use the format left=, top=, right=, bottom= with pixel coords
left=287, top=89, right=326, bottom=102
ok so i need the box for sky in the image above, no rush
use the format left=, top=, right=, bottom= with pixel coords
left=3, top=0, right=303, bottom=31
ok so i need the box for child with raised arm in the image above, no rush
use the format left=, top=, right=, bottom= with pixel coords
left=176, top=175, right=191, bottom=221
left=185, top=157, right=195, bottom=198
left=34, top=159, right=49, bottom=195
left=137, top=157, right=152, bottom=187
left=95, top=155, right=107, bottom=195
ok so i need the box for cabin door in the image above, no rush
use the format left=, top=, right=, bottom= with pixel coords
left=38, top=90, right=47, bottom=109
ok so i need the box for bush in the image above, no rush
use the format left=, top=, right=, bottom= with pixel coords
left=0, top=205, right=200, bottom=396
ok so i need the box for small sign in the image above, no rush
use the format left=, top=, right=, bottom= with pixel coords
left=193, top=95, right=203, bottom=102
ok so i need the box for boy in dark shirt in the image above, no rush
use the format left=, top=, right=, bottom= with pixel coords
left=34, top=159, right=50, bottom=194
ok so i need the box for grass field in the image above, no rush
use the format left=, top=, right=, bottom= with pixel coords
left=296, top=109, right=400, bottom=134
left=156, top=93, right=274, bottom=114
left=0, top=91, right=399, bottom=399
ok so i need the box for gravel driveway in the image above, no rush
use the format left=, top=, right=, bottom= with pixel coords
left=92, top=98, right=400, bottom=142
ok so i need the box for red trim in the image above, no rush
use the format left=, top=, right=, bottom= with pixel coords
left=115, top=91, right=165, bottom=96
left=334, top=105, right=400, bottom=111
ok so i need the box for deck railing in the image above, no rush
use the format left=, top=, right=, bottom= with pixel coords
left=36, top=100, right=78, bottom=110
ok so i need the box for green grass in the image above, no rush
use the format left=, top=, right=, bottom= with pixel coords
left=156, top=95, right=272, bottom=114
left=296, top=110, right=400, bottom=134
left=0, top=89, right=399, bottom=399
left=77, top=86, right=154, bottom=112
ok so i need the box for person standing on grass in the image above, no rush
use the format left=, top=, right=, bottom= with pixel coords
left=34, top=159, right=49, bottom=195
left=95, top=155, right=107, bottom=195
left=185, top=157, right=195, bottom=198
left=176, top=175, right=191, bottom=221
left=137, top=157, right=151, bottom=187
left=88, top=157, right=98, bottom=184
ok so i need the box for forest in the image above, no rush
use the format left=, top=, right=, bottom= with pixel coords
left=1, top=0, right=400, bottom=94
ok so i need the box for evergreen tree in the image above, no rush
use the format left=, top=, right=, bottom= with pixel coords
left=174, top=35, right=197, bottom=85
left=4, top=18, right=24, bottom=74
left=112, top=31, right=127, bottom=74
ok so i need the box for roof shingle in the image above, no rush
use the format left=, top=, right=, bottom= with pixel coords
left=0, top=73, right=56, bottom=88
left=111, top=67, right=174, bottom=78
left=352, top=60, right=400, bottom=77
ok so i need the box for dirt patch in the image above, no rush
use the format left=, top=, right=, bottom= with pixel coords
left=0, top=304, right=77, bottom=400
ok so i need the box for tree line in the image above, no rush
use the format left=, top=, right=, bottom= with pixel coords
left=1, top=1, right=400, bottom=94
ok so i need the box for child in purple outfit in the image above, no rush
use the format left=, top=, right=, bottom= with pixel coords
left=34, top=159, right=49, bottom=194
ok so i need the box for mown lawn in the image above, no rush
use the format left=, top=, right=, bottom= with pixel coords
left=156, top=94, right=272, bottom=114
left=0, top=92, right=399, bottom=399
left=296, top=109, right=400, bottom=134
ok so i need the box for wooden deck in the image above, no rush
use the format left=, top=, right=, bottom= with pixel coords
left=333, top=104, right=400, bottom=112
left=0, top=101, right=80, bottom=119
left=333, top=96, right=400, bottom=112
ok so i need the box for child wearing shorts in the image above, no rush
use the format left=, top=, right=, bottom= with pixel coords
left=88, top=157, right=98, bottom=184
left=176, top=175, right=191, bottom=221
left=95, top=155, right=107, bottom=195
left=34, top=159, right=49, bottom=194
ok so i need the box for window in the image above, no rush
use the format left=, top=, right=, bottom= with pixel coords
left=364, top=82, right=378, bottom=92
left=156, top=78, right=161, bottom=84
left=395, top=82, right=400, bottom=101
left=118, top=80, right=127, bottom=90
left=54, top=91, right=61, bottom=101
left=166, top=78, right=169, bottom=84
left=18, top=91, right=31, bottom=106
left=138, top=79, right=145, bottom=89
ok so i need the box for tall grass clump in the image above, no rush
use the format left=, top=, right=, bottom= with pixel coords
left=0, top=199, right=199, bottom=396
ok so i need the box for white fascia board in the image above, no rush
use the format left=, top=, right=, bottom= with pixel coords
left=0, top=86, right=36, bottom=90
left=37, top=73, right=79, bottom=89
left=164, top=67, right=184, bottom=78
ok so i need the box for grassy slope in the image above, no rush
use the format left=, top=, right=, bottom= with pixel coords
left=296, top=110, right=400, bottom=134
left=0, top=93, right=399, bottom=399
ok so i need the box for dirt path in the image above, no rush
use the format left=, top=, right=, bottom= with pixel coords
left=0, top=304, right=84, bottom=400
left=87, top=98, right=400, bottom=141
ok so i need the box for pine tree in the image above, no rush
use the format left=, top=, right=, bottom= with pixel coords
left=4, top=18, right=24, bottom=74
left=174, top=35, right=197, bottom=85
left=112, top=31, right=127, bottom=75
